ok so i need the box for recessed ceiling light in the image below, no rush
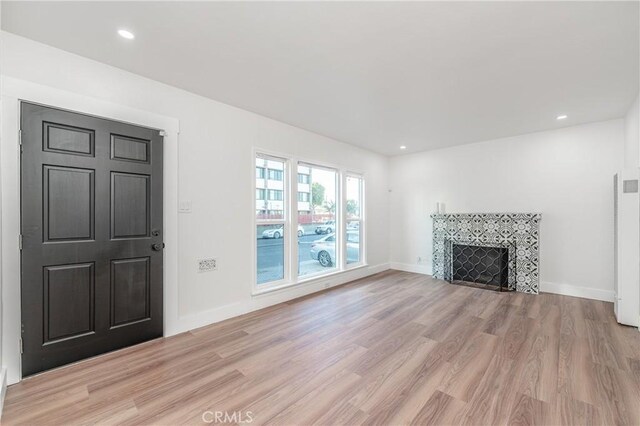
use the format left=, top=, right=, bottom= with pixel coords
left=118, top=29, right=135, bottom=40
left=556, top=114, right=568, bottom=120
left=400, top=145, right=407, bottom=150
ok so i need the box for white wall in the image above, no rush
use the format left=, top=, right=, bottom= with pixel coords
left=0, top=0, right=6, bottom=409
left=624, top=93, right=639, bottom=168
left=624, top=93, right=640, bottom=329
left=0, top=32, right=390, bottom=383
left=389, top=120, right=624, bottom=301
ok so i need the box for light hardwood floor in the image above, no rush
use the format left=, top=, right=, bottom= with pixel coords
left=3, top=270, right=640, bottom=425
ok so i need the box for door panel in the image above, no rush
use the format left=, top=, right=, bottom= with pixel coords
left=111, top=134, right=149, bottom=163
left=21, top=102, right=163, bottom=377
left=110, top=257, right=150, bottom=327
left=43, top=263, right=95, bottom=342
left=111, top=172, right=150, bottom=239
left=43, top=165, right=95, bottom=241
left=43, top=121, right=95, bottom=156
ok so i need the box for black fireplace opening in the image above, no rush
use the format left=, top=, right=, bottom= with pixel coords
left=451, top=243, right=509, bottom=291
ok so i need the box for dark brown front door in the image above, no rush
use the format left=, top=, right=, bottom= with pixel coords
left=20, top=102, right=164, bottom=377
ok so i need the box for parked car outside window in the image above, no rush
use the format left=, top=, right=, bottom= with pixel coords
left=309, top=231, right=359, bottom=266
left=315, top=220, right=335, bottom=234
left=262, top=225, right=305, bottom=238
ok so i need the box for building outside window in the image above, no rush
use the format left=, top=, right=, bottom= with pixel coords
left=268, top=189, right=283, bottom=201
left=298, top=173, right=310, bottom=184
left=268, top=169, right=283, bottom=181
left=297, top=166, right=312, bottom=218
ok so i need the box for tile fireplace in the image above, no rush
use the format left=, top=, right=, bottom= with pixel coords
left=432, top=213, right=541, bottom=294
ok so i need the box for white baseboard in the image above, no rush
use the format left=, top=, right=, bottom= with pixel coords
left=389, top=262, right=432, bottom=276
left=388, top=265, right=615, bottom=304
left=540, top=281, right=615, bottom=302
left=170, top=263, right=391, bottom=335
left=0, top=367, right=7, bottom=419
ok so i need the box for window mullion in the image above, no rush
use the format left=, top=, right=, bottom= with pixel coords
left=289, top=158, right=298, bottom=284
left=339, top=171, right=346, bottom=271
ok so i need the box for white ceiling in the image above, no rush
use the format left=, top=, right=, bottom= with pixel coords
left=2, top=1, right=638, bottom=156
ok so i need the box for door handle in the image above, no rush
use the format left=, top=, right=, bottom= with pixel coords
left=152, top=243, right=165, bottom=251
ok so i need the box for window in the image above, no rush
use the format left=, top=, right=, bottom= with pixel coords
left=298, top=163, right=337, bottom=278
left=268, top=189, right=283, bottom=201
left=254, top=152, right=365, bottom=291
left=256, top=155, right=287, bottom=285
left=298, top=173, right=310, bottom=184
left=345, top=175, right=364, bottom=265
left=268, top=169, right=283, bottom=181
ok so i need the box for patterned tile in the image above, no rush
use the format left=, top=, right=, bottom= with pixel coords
left=431, top=213, right=541, bottom=293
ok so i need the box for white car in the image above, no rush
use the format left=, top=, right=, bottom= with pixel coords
left=310, top=231, right=360, bottom=266
left=262, top=225, right=304, bottom=239
left=315, top=220, right=335, bottom=234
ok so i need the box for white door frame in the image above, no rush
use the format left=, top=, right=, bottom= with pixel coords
left=1, top=76, right=180, bottom=385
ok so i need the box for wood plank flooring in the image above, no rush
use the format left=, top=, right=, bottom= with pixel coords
left=3, top=270, right=640, bottom=425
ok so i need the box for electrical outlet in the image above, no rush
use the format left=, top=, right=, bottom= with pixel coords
left=198, top=258, right=217, bottom=273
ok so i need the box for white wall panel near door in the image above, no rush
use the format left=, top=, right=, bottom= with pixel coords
left=614, top=169, right=640, bottom=327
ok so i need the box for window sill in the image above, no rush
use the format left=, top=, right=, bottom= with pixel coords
left=252, top=263, right=369, bottom=297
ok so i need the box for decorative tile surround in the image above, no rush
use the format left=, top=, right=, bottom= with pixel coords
left=431, top=213, right=542, bottom=294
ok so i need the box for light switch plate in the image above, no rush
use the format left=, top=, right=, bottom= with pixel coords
left=179, top=200, right=192, bottom=213
left=623, top=179, right=639, bottom=193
